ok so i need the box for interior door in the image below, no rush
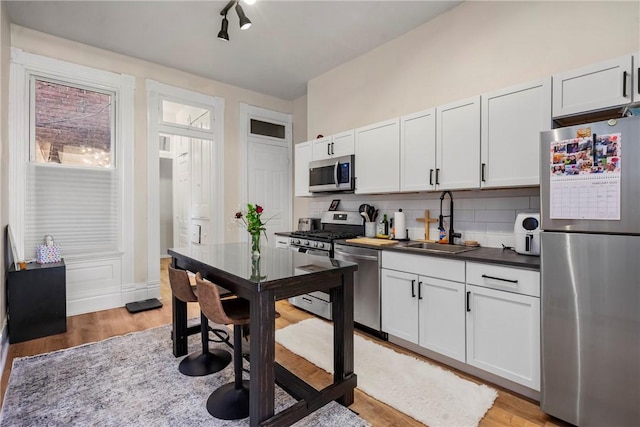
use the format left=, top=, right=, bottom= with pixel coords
left=174, top=136, right=191, bottom=248
left=247, top=140, right=291, bottom=243
left=243, top=105, right=292, bottom=244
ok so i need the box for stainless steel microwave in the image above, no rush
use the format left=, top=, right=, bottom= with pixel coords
left=309, top=155, right=355, bottom=193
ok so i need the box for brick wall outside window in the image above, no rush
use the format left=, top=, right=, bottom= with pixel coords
left=35, top=80, right=112, bottom=166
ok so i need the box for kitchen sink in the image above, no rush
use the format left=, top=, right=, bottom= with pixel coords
left=404, top=242, right=478, bottom=254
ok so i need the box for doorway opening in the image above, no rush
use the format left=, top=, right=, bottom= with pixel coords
left=147, top=81, right=224, bottom=295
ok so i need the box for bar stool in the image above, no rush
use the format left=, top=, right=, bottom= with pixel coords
left=195, top=272, right=251, bottom=420
left=168, top=266, right=232, bottom=376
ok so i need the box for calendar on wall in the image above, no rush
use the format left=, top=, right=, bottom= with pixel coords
left=549, top=133, right=621, bottom=220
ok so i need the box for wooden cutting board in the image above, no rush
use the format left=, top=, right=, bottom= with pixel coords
left=345, top=237, right=399, bottom=246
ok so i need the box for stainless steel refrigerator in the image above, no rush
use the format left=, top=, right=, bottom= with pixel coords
left=540, top=115, right=640, bottom=426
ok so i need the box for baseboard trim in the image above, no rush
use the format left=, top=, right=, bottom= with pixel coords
left=0, top=321, right=9, bottom=380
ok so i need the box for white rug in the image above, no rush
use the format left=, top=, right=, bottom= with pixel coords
left=275, top=318, right=498, bottom=427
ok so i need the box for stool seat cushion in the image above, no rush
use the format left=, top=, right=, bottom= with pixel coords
left=168, top=266, right=198, bottom=303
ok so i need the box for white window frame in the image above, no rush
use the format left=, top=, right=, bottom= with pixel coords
left=146, top=80, right=224, bottom=291
left=9, top=48, right=134, bottom=292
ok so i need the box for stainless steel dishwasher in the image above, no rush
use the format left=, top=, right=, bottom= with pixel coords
left=333, top=243, right=384, bottom=337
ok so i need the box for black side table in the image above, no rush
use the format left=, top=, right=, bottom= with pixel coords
left=7, top=260, right=67, bottom=344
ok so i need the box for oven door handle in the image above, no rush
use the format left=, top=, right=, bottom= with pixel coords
left=334, top=160, right=340, bottom=187
left=334, top=249, right=379, bottom=261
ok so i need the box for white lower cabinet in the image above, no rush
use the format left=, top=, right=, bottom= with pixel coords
left=419, top=276, right=466, bottom=362
left=466, top=285, right=540, bottom=390
left=381, top=252, right=466, bottom=361
left=466, top=262, right=541, bottom=391
left=382, top=252, right=541, bottom=391
left=381, top=269, right=419, bottom=343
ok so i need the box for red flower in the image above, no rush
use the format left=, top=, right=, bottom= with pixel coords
left=235, top=211, right=243, bottom=219
left=256, top=205, right=263, bottom=214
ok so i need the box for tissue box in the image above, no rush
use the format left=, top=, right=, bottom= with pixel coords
left=36, top=244, right=62, bottom=264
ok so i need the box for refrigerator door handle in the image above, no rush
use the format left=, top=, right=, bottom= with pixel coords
left=623, top=71, right=628, bottom=98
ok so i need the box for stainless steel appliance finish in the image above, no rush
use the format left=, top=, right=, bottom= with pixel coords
left=333, top=243, right=382, bottom=333
left=308, top=155, right=355, bottom=193
left=297, top=217, right=320, bottom=231
left=539, top=116, right=640, bottom=426
left=540, top=117, right=640, bottom=235
left=288, top=211, right=367, bottom=325
left=540, top=232, right=640, bottom=426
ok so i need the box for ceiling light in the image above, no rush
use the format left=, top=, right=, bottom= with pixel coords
left=217, top=15, right=229, bottom=41
left=218, top=1, right=253, bottom=41
left=243, top=0, right=256, bottom=5
left=235, top=3, right=252, bottom=30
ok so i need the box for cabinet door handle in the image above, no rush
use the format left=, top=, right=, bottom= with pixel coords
left=638, top=67, right=640, bottom=95
left=435, top=168, right=440, bottom=185
left=466, top=291, right=471, bottom=312
left=429, top=169, right=434, bottom=186
left=331, top=142, right=334, bottom=155
left=418, top=281, right=423, bottom=300
left=481, top=274, right=518, bottom=284
left=481, top=163, right=486, bottom=182
left=623, top=71, right=628, bottom=97
left=327, top=143, right=331, bottom=156
left=411, top=279, right=416, bottom=298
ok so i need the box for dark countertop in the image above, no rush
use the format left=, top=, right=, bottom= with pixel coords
left=336, top=239, right=540, bottom=270
left=274, top=231, right=293, bottom=237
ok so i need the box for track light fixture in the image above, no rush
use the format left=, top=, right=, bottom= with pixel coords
left=218, top=1, right=253, bottom=41
left=217, top=14, right=229, bottom=41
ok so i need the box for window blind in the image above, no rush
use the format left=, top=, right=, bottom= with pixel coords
left=24, top=163, right=120, bottom=258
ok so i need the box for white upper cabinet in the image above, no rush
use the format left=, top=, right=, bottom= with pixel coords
left=436, top=96, right=481, bottom=190
left=311, top=130, right=355, bottom=161
left=294, top=141, right=312, bottom=197
left=331, top=130, right=356, bottom=158
left=355, top=118, right=400, bottom=194
left=552, top=55, right=633, bottom=118
left=481, top=78, right=552, bottom=188
left=400, top=109, right=436, bottom=192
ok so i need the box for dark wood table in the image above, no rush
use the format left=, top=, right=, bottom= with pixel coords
left=168, top=243, right=358, bottom=427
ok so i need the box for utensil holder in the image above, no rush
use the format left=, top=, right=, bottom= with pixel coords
left=365, top=222, right=376, bottom=238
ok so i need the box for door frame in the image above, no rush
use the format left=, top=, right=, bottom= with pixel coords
left=146, top=80, right=224, bottom=295
left=239, top=103, right=293, bottom=242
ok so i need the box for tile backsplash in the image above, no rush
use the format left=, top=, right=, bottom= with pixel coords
left=304, top=187, right=540, bottom=248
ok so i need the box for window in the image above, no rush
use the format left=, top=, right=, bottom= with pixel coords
left=10, top=49, right=134, bottom=264
left=25, top=76, right=120, bottom=256
left=32, top=78, right=115, bottom=168
left=250, top=118, right=285, bottom=139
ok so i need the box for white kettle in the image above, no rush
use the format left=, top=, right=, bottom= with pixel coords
left=514, top=213, right=540, bottom=256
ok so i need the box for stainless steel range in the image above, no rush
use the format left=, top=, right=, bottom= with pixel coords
left=288, top=211, right=363, bottom=256
left=288, top=211, right=363, bottom=321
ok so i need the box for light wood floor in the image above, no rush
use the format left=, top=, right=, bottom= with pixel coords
left=1, top=258, right=570, bottom=426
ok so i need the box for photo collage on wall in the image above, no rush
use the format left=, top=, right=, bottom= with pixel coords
left=550, top=133, right=621, bottom=177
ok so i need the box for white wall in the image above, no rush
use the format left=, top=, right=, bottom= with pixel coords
left=0, top=1, right=11, bottom=353
left=292, top=94, right=309, bottom=227
left=10, top=25, right=294, bottom=285
left=307, top=1, right=640, bottom=137
left=159, top=157, right=173, bottom=257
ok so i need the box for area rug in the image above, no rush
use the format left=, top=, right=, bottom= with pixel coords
left=275, top=318, right=498, bottom=427
left=0, top=324, right=368, bottom=427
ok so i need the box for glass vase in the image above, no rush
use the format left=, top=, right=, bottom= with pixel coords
left=250, top=232, right=261, bottom=258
